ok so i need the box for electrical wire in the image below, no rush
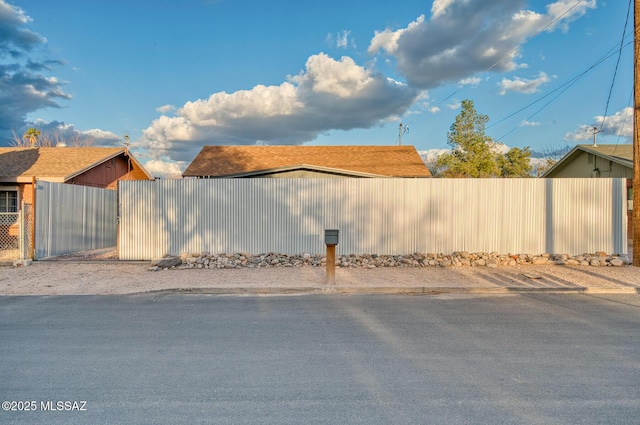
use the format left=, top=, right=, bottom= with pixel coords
left=492, top=37, right=632, bottom=142
left=614, top=91, right=633, bottom=147
left=398, top=0, right=591, bottom=135
left=489, top=35, right=631, bottom=129
left=599, top=0, right=633, bottom=133
left=484, top=0, right=590, bottom=74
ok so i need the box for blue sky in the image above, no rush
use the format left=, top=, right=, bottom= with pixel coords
left=0, top=0, right=633, bottom=176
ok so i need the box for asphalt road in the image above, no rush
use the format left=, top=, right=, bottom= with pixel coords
left=1, top=294, right=639, bottom=424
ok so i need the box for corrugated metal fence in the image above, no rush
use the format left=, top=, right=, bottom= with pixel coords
left=119, top=178, right=627, bottom=260
left=35, top=180, right=117, bottom=259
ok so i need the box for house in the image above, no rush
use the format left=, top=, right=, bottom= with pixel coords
left=0, top=147, right=152, bottom=258
left=182, top=145, right=432, bottom=178
left=541, top=143, right=633, bottom=236
left=0, top=146, right=152, bottom=211
left=542, top=144, right=632, bottom=179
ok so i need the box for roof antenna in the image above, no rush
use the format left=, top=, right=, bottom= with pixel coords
left=123, top=134, right=132, bottom=176
left=398, top=122, right=409, bottom=146
left=586, top=126, right=602, bottom=147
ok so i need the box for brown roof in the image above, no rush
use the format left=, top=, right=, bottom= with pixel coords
left=183, top=145, right=431, bottom=178
left=0, top=147, right=149, bottom=182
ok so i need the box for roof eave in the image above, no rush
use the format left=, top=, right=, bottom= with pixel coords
left=124, top=149, right=154, bottom=180
left=219, top=164, right=390, bottom=178
left=542, top=144, right=634, bottom=177
left=578, top=145, right=633, bottom=166
left=62, top=148, right=125, bottom=181
left=541, top=145, right=583, bottom=177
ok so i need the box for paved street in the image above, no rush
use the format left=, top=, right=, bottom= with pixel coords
left=1, top=294, right=639, bottom=424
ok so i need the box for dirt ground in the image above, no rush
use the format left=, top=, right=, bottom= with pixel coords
left=1, top=248, right=639, bottom=296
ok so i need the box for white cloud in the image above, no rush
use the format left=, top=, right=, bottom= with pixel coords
left=420, top=143, right=523, bottom=170
left=326, top=30, right=355, bottom=49
left=429, top=106, right=440, bottom=113
left=368, top=15, right=424, bottom=58
left=446, top=100, right=461, bottom=110
left=337, top=30, right=352, bottom=49
left=19, top=119, right=121, bottom=146
left=138, top=53, right=420, bottom=162
left=368, top=0, right=596, bottom=89
left=498, top=72, right=551, bottom=95
left=418, top=148, right=450, bottom=165
left=0, top=1, right=71, bottom=142
left=459, top=77, right=482, bottom=87
left=143, top=159, right=185, bottom=179
left=431, top=0, right=455, bottom=18
left=565, top=107, right=633, bottom=142
left=521, top=120, right=541, bottom=127
left=83, top=128, right=121, bottom=140
left=156, top=104, right=176, bottom=114
left=493, top=142, right=510, bottom=154
left=419, top=143, right=510, bottom=170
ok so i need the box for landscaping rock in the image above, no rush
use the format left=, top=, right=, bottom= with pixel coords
left=147, top=250, right=630, bottom=271
left=609, top=258, right=624, bottom=267
left=152, top=256, right=182, bottom=269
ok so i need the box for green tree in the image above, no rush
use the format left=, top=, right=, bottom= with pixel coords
left=499, top=146, right=533, bottom=177
left=22, top=127, right=40, bottom=146
left=435, top=100, right=499, bottom=177
left=434, top=99, right=532, bottom=178
left=535, top=157, right=557, bottom=177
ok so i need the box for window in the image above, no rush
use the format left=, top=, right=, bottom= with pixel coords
left=0, top=190, right=18, bottom=213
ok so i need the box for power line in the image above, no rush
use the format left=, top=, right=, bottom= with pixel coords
left=615, top=91, right=633, bottom=146
left=599, top=0, right=633, bottom=132
left=395, top=0, right=595, bottom=144
left=483, top=0, right=590, bottom=75
left=489, top=33, right=632, bottom=129
left=492, top=37, right=632, bottom=142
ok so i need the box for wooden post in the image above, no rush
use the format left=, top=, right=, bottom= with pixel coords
left=326, top=244, right=336, bottom=285
left=634, top=0, right=640, bottom=266
left=31, top=176, right=36, bottom=260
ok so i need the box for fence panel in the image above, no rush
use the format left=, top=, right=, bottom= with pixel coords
left=35, top=181, right=117, bottom=259
left=0, top=212, right=20, bottom=260
left=118, top=178, right=627, bottom=260
left=0, top=202, right=33, bottom=260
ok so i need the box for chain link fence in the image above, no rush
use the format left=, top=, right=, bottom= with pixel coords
left=0, top=202, right=33, bottom=261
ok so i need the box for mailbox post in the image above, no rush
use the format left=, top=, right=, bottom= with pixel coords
left=325, top=229, right=339, bottom=285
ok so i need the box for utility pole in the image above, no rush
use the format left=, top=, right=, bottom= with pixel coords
left=634, top=0, right=640, bottom=266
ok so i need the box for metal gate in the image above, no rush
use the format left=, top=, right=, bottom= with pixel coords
left=0, top=202, right=33, bottom=261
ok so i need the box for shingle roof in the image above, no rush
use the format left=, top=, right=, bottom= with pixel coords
left=0, top=147, right=127, bottom=181
left=183, top=145, right=432, bottom=178
left=578, top=144, right=632, bottom=165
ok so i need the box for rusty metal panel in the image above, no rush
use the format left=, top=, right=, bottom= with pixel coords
left=118, top=178, right=627, bottom=260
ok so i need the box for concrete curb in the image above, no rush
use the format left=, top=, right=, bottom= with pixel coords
left=134, top=286, right=640, bottom=296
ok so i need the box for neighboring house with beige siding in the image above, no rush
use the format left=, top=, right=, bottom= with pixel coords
left=183, top=145, right=432, bottom=178
left=542, top=144, right=632, bottom=179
